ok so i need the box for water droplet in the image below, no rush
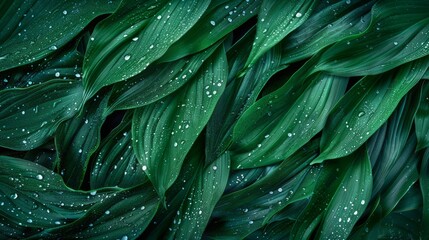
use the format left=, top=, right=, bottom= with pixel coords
left=49, top=46, right=58, bottom=51
left=27, top=219, right=33, bottom=223
left=55, top=221, right=61, bottom=225
left=358, top=111, right=365, bottom=117
left=198, top=210, right=202, bottom=214
left=346, top=0, right=351, bottom=4
left=157, top=15, right=162, bottom=20
left=22, top=140, right=27, bottom=144
left=11, top=193, right=18, bottom=199
left=121, top=236, right=128, bottom=240
left=36, top=174, right=43, bottom=180
left=78, top=149, right=83, bottom=153
left=212, top=166, right=217, bottom=170
left=124, top=55, right=131, bottom=61
left=90, top=190, right=97, bottom=196
left=174, top=142, right=178, bottom=147
left=278, top=188, right=283, bottom=192
left=287, top=133, right=293, bottom=137
left=361, top=200, right=365, bottom=205
left=295, top=12, right=302, bottom=18
left=353, top=211, right=358, bottom=215
left=55, top=72, right=60, bottom=77
left=249, top=220, right=254, bottom=224
left=393, top=41, right=398, bottom=45
left=21, top=111, right=25, bottom=115
left=264, top=134, right=270, bottom=139
left=62, top=10, right=68, bottom=15
left=105, top=210, right=110, bottom=215
left=210, top=20, right=216, bottom=26
left=132, top=37, right=139, bottom=41
left=142, top=165, right=147, bottom=171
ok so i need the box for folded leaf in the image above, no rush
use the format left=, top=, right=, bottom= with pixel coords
left=313, top=57, right=429, bottom=164
left=421, top=149, right=429, bottom=237
left=132, top=46, right=227, bottom=197
left=83, top=0, right=210, bottom=100
left=0, top=156, right=117, bottom=239
left=230, top=60, right=347, bottom=168
left=291, top=146, right=372, bottom=240
left=0, top=0, right=119, bottom=71
left=0, top=80, right=83, bottom=150
left=314, top=0, right=429, bottom=76
left=55, top=91, right=110, bottom=189
left=91, top=112, right=147, bottom=189
left=108, top=43, right=220, bottom=111
left=245, top=0, right=316, bottom=67
left=159, top=0, right=261, bottom=62
left=168, top=152, right=230, bottom=239
left=280, top=0, right=373, bottom=64
left=415, top=81, right=429, bottom=150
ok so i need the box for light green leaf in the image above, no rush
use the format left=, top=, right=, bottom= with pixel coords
left=230, top=60, right=347, bottom=168
left=415, top=81, right=429, bottom=150
left=82, top=0, right=210, bottom=100
left=168, top=152, right=230, bottom=239
left=280, top=0, right=373, bottom=64
left=108, top=43, right=220, bottom=112
left=91, top=112, right=147, bottom=189
left=0, top=80, right=83, bottom=151
left=314, top=0, right=429, bottom=76
left=132, top=47, right=227, bottom=197
left=291, top=146, right=372, bottom=240
left=0, top=0, right=119, bottom=71
left=159, top=0, right=261, bottom=62
left=245, top=0, right=316, bottom=67
left=54, top=91, right=110, bottom=189
left=312, top=57, right=429, bottom=164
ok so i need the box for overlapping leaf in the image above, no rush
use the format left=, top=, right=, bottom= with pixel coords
left=0, top=80, right=83, bottom=151
left=82, top=0, right=210, bottom=100
left=0, top=0, right=119, bottom=71
left=132, top=47, right=227, bottom=197
left=415, top=81, right=429, bottom=150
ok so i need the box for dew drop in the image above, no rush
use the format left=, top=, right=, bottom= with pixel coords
left=55, top=221, right=61, bottom=225
left=393, top=41, right=398, bottom=45
left=354, top=211, right=358, bottom=215
left=210, top=20, right=216, bottom=26
left=142, top=165, right=147, bottom=171
left=132, top=37, right=139, bottom=41
left=36, top=174, right=43, bottom=180
left=90, top=190, right=97, bottom=196
left=212, top=166, right=217, bottom=170
left=121, top=236, right=128, bottom=240
left=27, top=219, right=33, bottom=223
left=124, top=55, right=131, bottom=61
left=55, top=72, right=60, bottom=77
left=287, top=133, right=293, bottom=137
left=295, top=12, right=302, bottom=18
left=358, top=111, right=365, bottom=117
left=105, top=210, right=110, bottom=215
left=361, top=200, right=365, bottom=205
left=11, top=193, right=18, bottom=199
left=49, top=46, right=58, bottom=51
left=62, top=10, right=67, bottom=15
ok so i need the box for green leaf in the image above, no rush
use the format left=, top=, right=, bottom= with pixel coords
left=312, top=57, right=429, bottom=164
left=415, top=81, right=429, bottom=150
left=82, top=0, right=210, bottom=100
left=29, top=184, right=159, bottom=240
left=0, top=155, right=117, bottom=239
left=159, top=0, right=261, bottom=62
left=0, top=80, right=83, bottom=151
left=421, top=148, right=429, bottom=237
left=245, top=0, right=316, bottom=67
left=206, top=44, right=285, bottom=163
left=0, top=0, right=119, bottom=71
left=230, top=60, right=347, bottom=168
left=369, top=89, right=420, bottom=196
left=291, top=146, right=372, bottom=240
left=0, top=42, right=83, bottom=90
left=132, top=46, right=227, bottom=197
left=314, top=0, right=429, bottom=76
left=168, top=152, right=230, bottom=239
left=54, top=91, right=110, bottom=189
left=108, top=43, right=220, bottom=112
left=280, top=0, right=373, bottom=64
left=207, top=140, right=320, bottom=239
left=91, top=112, right=147, bottom=189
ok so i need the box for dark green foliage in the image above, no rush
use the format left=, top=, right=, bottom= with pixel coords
left=1, top=0, right=428, bottom=239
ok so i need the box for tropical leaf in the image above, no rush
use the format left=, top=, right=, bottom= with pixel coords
left=82, top=0, right=210, bottom=100
left=415, top=81, right=429, bottom=150
left=0, top=0, right=119, bottom=71
left=312, top=57, right=429, bottom=164
left=0, top=80, right=83, bottom=151
left=132, top=46, right=227, bottom=197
